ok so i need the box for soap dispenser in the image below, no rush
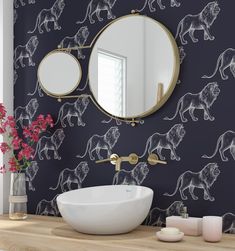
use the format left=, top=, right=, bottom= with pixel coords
left=166, top=207, right=202, bottom=236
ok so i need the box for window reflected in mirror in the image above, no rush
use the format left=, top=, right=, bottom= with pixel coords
left=98, top=50, right=127, bottom=117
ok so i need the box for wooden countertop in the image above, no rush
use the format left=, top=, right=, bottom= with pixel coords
left=0, top=215, right=234, bottom=251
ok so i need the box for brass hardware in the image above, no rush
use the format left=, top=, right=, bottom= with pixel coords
left=147, top=153, right=167, bottom=166
left=95, top=154, right=119, bottom=165
left=157, top=83, right=164, bottom=103
left=38, top=14, right=180, bottom=126
left=96, top=153, right=139, bottom=171
left=128, top=153, right=139, bottom=165
left=131, top=10, right=141, bottom=14
left=118, top=153, right=139, bottom=165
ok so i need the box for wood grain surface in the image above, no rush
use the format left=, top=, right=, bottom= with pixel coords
left=0, top=215, right=234, bottom=251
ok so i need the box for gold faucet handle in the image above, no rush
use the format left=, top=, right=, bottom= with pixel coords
left=95, top=154, right=119, bottom=165
left=119, top=153, right=139, bottom=164
left=147, top=153, right=167, bottom=165
left=128, top=153, right=139, bottom=165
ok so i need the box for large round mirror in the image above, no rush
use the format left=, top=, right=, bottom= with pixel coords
left=38, top=50, right=82, bottom=96
left=89, top=15, right=180, bottom=119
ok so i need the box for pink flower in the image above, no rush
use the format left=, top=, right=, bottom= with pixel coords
left=37, top=114, right=44, bottom=120
left=18, top=143, right=34, bottom=161
left=0, top=165, right=6, bottom=174
left=0, top=105, right=54, bottom=173
left=0, top=104, right=6, bottom=120
left=7, top=116, right=16, bottom=128
left=46, top=114, right=54, bottom=128
left=30, top=132, right=39, bottom=142
left=0, top=127, right=6, bottom=134
left=0, top=142, right=10, bottom=154
left=9, top=166, right=18, bottom=172
left=23, top=127, right=32, bottom=138
left=2, top=116, right=17, bottom=135
left=10, top=128, right=18, bottom=138
left=8, top=157, right=18, bottom=172
left=12, top=137, right=22, bottom=150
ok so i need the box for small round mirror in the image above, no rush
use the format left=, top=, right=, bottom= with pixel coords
left=38, top=50, right=82, bottom=96
left=89, top=15, right=180, bottom=119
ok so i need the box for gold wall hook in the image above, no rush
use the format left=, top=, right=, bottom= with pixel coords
left=147, top=153, right=167, bottom=166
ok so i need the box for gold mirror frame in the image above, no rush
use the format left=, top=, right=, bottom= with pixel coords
left=38, top=12, right=180, bottom=126
left=88, top=14, right=180, bottom=120
left=38, top=49, right=82, bottom=97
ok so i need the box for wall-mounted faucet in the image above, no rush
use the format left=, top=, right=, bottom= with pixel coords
left=96, top=153, right=139, bottom=171
left=96, top=153, right=167, bottom=171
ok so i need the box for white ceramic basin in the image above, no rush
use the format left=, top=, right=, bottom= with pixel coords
left=57, top=185, right=153, bottom=235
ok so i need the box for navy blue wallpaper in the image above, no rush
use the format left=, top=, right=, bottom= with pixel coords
left=14, top=0, right=235, bottom=233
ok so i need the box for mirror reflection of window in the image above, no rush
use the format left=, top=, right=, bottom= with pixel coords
left=98, top=50, right=126, bottom=117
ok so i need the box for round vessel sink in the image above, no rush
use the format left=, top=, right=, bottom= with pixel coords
left=57, top=185, right=153, bottom=235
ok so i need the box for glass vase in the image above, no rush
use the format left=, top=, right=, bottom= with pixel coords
left=9, top=172, right=28, bottom=220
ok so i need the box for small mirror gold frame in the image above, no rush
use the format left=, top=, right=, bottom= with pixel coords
left=38, top=50, right=82, bottom=97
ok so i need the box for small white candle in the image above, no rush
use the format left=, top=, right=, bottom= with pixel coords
left=202, top=216, right=222, bottom=242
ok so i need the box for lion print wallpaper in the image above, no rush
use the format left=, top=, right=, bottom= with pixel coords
left=14, top=0, right=235, bottom=233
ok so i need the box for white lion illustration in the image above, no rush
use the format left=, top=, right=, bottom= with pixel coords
left=164, top=82, right=220, bottom=122
left=14, top=36, right=39, bottom=69
left=112, top=162, right=149, bottom=185
left=202, top=130, right=235, bottom=162
left=59, top=26, right=89, bottom=59
left=164, top=163, right=220, bottom=201
left=76, top=126, right=120, bottom=160
left=49, top=162, right=89, bottom=192
left=137, top=0, right=180, bottom=12
left=76, top=0, right=117, bottom=24
left=140, top=124, right=186, bottom=161
left=25, top=161, right=39, bottom=191
left=14, top=98, right=39, bottom=128
left=28, top=0, right=65, bottom=34
left=102, top=117, right=122, bottom=126
left=202, top=48, right=235, bottom=80
left=145, top=201, right=184, bottom=226
left=175, top=1, right=220, bottom=45
left=54, top=97, right=89, bottom=128
left=27, top=81, right=44, bottom=97
left=102, top=117, right=144, bottom=126
left=177, top=46, right=186, bottom=84
left=36, top=195, right=59, bottom=216
left=34, top=129, right=65, bottom=160
left=14, top=0, right=35, bottom=8
left=179, top=46, right=186, bottom=64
